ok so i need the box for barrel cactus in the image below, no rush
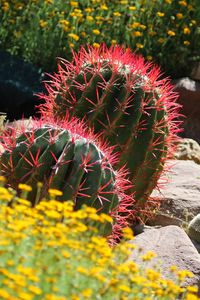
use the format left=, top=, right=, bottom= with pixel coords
left=0, top=118, right=133, bottom=236
left=39, top=45, right=181, bottom=212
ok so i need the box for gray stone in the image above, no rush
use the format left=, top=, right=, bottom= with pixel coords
left=150, top=160, right=200, bottom=224
left=174, top=138, right=200, bottom=164
left=130, top=225, right=200, bottom=288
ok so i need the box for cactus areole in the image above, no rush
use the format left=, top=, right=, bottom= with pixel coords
left=0, top=118, right=133, bottom=236
left=40, top=45, right=181, bottom=208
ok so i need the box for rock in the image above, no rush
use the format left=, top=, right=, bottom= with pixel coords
left=130, top=225, right=200, bottom=289
left=188, top=214, right=200, bottom=243
left=191, top=62, right=200, bottom=81
left=175, top=138, right=200, bottom=164
left=173, top=77, right=200, bottom=118
left=173, top=77, right=200, bottom=143
left=150, top=160, right=200, bottom=226
left=0, top=50, right=45, bottom=121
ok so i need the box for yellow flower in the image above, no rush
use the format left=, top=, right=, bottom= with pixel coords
left=68, top=33, right=79, bottom=41
left=111, top=39, right=117, bottom=44
left=18, top=183, right=32, bottom=192
left=157, top=12, right=165, bottom=17
left=167, top=30, right=176, bottom=36
left=100, top=4, right=108, bottom=10
left=120, top=0, right=128, bottom=4
left=132, top=31, right=142, bottom=37
left=28, top=285, right=42, bottom=295
left=129, top=6, right=136, bottom=11
left=81, top=288, right=92, bottom=298
left=39, top=20, right=48, bottom=28
left=45, top=0, right=53, bottom=4
left=184, top=40, right=190, bottom=46
left=183, top=27, right=191, bottom=34
left=158, top=38, right=165, bottom=43
left=179, top=0, right=187, bottom=6
left=165, top=0, right=172, bottom=3
left=86, top=15, right=94, bottom=21
left=118, top=284, right=131, bottom=292
left=48, top=188, right=63, bottom=197
left=141, top=251, right=156, bottom=261
left=92, top=29, right=100, bottom=35
left=2, top=2, right=9, bottom=12
left=70, top=1, right=78, bottom=7
left=146, top=55, right=153, bottom=61
left=136, top=43, right=144, bottom=49
left=0, top=289, right=11, bottom=299
left=176, top=13, right=183, bottom=19
left=113, top=12, right=121, bottom=17
left=93, top=43, right=100, bottom=48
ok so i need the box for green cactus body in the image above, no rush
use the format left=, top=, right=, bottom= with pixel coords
left=0, top=119, right=132, bottom=236
left=40, top=45, right=180, bottom=213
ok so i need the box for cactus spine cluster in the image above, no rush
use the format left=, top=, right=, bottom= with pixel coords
left=40, top=45, right=181, bottom=211
left=0, top=118, right=132, bottom=236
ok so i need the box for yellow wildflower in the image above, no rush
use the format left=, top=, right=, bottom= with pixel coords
left=39, top=20, right=48, bottom=28
left=68, top=33, right=79, bottom=41
left=141, top=251, right=156, bottom=261
left=70, top=1, right=78, bottom=7
left=92, top=29, right=100, bottom=35
left=136, top=43, right=144, bottom=49
left=183, top=27, right=191, bottom=34
left=157, top=12, right=165, bottom=17
left=167, top=30, right=176, bottom=36
left=100, top=4, right=108, bottom=10
left=184, top=40, right=190, bottom=46
left=86, top=15, right=94, bottom=21
left=158, top=38, right=165, bottom=43
left=48, top=188, right=63, bottom=197
left=132, top=31, right=142, bottom=37
left=179, top=0, right=187, bottom=6
left=113, top=12, right=121, bottom=17
left=176, top=13, right=183, bottom=19
left=18, top=183, right=32, bottom=192
left=93, top=43, right=100, bottom=48
left=129, top=6, right=136, bottom=11
left=2, top=2, right=9, bottom=12
left=81, top=288, right=92, bottom=298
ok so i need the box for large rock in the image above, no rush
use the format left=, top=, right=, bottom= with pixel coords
left=175, top=138, right=200, bottom=164
left=0, top=50, right=45, bottom=121
left=150, top=160, right=200, bottom=226
left=130, top=225, right=200, bottom=289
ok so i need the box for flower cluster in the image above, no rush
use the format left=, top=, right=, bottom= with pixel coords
left=0, top=182, right=198, bottom=300
left=0, top=0, right=199, bottom=77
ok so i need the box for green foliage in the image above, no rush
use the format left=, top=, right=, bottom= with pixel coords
left=0, top=0, right=199, bottom=77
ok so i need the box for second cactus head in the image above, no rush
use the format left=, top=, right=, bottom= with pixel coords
left=0, top=117, right=133, bottom=236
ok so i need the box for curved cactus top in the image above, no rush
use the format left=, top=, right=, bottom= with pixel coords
left=39, top=45, right=182, bottom=213
left=0, top=117, right=133, bottom=237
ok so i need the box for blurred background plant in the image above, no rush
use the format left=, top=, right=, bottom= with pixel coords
left=0, top=0, right=199, bottom=78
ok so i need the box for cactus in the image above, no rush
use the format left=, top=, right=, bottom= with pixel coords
left=188, top=214, right=200, bottom=243
left=0, top=118, right=133, bottom=236
left=39, top=45, right=181, bottom=212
